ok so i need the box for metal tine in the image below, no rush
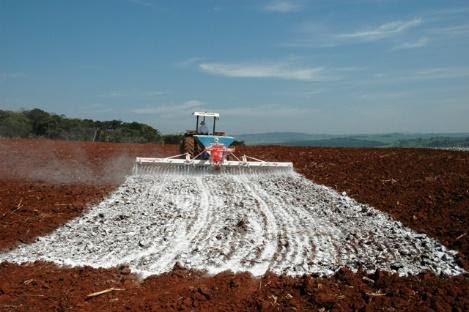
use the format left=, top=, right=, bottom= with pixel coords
left=133, top=162, right=293, bottom=176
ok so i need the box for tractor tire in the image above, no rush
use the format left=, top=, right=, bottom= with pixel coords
left=180, top=136, right=196, bottom=157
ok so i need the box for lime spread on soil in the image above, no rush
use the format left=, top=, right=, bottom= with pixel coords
left=0, top=172, right=464, bottom=278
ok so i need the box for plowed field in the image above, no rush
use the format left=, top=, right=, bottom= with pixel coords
left=0, top=139, right=468, bottom=311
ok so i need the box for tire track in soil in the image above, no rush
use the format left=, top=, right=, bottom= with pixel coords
left=223, top=177, right=260, bottom=268
left=202, top=177, right=243, bottom=270
left=107, top=176, right=168, bottom=267
left=0, top=172, right=465, bottom=278
left=233, top=175, right=279, bottom=275
left=128, top=177, right=185, bottom=273
left=146, top=177, right=209, bottom=274
left=240, top=175, right=310, bottom=275
left=284, top=177, right=340, bottom=275
left=253, top=175, right=338, bottom=275
left=186, top=176, right=233, bottom=270
left=194, top=175, right=274, bottom=274
left=208, top=178, right=250, bottom=266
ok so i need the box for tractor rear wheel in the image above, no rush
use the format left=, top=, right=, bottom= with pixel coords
left=180, top=135, right=196, bottom=157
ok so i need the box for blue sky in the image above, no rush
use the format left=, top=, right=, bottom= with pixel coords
left=1, top=0, right=469, bottom=134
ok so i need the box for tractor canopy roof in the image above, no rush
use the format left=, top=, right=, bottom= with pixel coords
left=193, top=112, right=219, bottom=118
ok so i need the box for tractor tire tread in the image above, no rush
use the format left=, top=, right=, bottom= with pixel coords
left=181, top=136, right=196, bottom=157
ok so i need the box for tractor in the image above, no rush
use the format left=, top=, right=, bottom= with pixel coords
left=134, top=112, right=293, bottom=174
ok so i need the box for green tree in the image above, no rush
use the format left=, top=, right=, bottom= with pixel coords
left=24, top=108, right=51, bottom=136
left=0, top=110, right=33, bottom=137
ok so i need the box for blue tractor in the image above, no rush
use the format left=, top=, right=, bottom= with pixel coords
left=179, top=112, right=235, bottom=159
left=133, top=111, right=293, bottom=174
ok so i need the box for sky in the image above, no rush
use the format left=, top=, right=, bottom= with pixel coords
left=1, top=0, right=469, bottom=134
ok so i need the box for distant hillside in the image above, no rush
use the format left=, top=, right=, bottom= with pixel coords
left=234, top=132, right=335, bottom=145
left=235, top=132, right=469, bottom=148
left=285, top=138, right=385, bottom=148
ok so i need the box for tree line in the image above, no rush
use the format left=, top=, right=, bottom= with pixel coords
left=0, top=108, right=183, bottom=144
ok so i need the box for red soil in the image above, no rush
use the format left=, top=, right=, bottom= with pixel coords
left=0, top=181, right=112, bottom=251
left=0, top=139, right=468, bottom=311
left=1, top=263, right=467, bottom=311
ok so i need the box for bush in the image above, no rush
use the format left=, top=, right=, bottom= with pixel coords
left=0, top=110, right=32, bottom=138
left=162, top=134, right=184, bottom=144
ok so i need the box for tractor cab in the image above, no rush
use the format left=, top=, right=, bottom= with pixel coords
left=192, top=112, right=222, bottom=136
left=180, top=112, right=234, bottom=157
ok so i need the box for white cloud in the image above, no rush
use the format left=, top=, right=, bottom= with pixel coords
left=392, top=37, right=429, bottom=51
left=365, top=67, right=469, bottom=85
left=132, top=100, right=204, bottom=115
left=338, top=17, right=423, bottom=42
left=273, top=88, right=327, bottom=98
left=263, top=0, right=302, bottom=13
left=0, top=72, right=27, bottom=83
left=431, top=24, right=469, bottom=36
left=199, top=62, right=328, bottom=81
left=176, top=57, right=206, bottom=68
left=216, top=104, right=321, bottom=125
left=182, top=100, right=204, bottom=108
left=142, top=90, right=165, bottom=97
left=286, top=18, right=424, bottom=48
left=79, top=103, right=113, bottom=114
left=128, top=0, right=151, bottom=6
left=98, top=90, right=164, bottom=98
left=414, top=67, right=469, bottom=80
left=356, top=91, right=411, bottom=101
left=425, top=6, right=469, bottom=19
left=98, top=91, right=125, bottom=98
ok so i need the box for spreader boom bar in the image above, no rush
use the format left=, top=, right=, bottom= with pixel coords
left=134, top=156, right=294, bottom=175
left=135, top=157, right=293, bottom=168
